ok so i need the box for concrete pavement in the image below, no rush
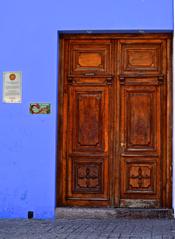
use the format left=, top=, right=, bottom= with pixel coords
left=0, top=218, right=175, bottom=239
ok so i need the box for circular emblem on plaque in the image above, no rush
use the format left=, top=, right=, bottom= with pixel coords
left=9, top=73, right=16, bottom=81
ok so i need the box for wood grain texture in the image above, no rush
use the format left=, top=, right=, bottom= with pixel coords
left=120, top=40, right=162, bottom=74
left=120, top=84, right=160, bottom=155
left=69, top=40, right=112, bottom=76
left=57, top=34, right=172, bottom=208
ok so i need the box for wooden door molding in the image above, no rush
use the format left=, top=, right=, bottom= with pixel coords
left=56, top=33, right=172, bottom=208
left=120, top=83, right=161, bottom=208
left=66, top=86, right=110, bottom=203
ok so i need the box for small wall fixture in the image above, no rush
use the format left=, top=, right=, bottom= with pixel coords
left=28, top=211, right=34, bottom=219
left=30, top=103, right=51, bottom=114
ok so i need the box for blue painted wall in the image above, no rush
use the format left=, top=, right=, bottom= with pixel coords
left=0, top=0, right=173, bottom=219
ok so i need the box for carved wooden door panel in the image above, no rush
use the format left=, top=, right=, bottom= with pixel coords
left=57, top=39, right=113, bottom=206
left=67, top=86, right=110, bottom=205
left=120, top=83, right=161, bottom=207
left=118, top=39, right=168, bottom=208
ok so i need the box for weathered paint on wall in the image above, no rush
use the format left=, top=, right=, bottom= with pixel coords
left=0, top=0, right=173, bottom=219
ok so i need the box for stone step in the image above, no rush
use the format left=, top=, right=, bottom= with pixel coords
left=56, top=207, right=174, bottom=219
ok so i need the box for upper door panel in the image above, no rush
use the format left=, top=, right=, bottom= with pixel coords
left=69, top=40, right=112, bottom=76
left=119, top=40, right=164, bottom=75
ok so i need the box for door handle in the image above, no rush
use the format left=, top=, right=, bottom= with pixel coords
left=120, top=142, right=126, bottom=148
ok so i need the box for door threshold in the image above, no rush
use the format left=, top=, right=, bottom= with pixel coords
left=56, top=207, right=174, bottom=219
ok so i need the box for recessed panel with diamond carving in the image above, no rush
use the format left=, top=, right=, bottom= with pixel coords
left=66, top=156, right=109, bottom=201
left=127, top=162, right=155, bottom=193
left=121, top=158, right=158, bottom=196
left=73, top=161, right=103, bottom=193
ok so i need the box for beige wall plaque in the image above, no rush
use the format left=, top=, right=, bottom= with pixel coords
left=3, top=72, right=22, bottom=103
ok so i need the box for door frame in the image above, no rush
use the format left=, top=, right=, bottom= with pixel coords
left=56, top=33, right=173, bottom=208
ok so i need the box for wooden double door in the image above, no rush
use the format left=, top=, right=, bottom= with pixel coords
left=57, top=34, right=172, bottom=208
